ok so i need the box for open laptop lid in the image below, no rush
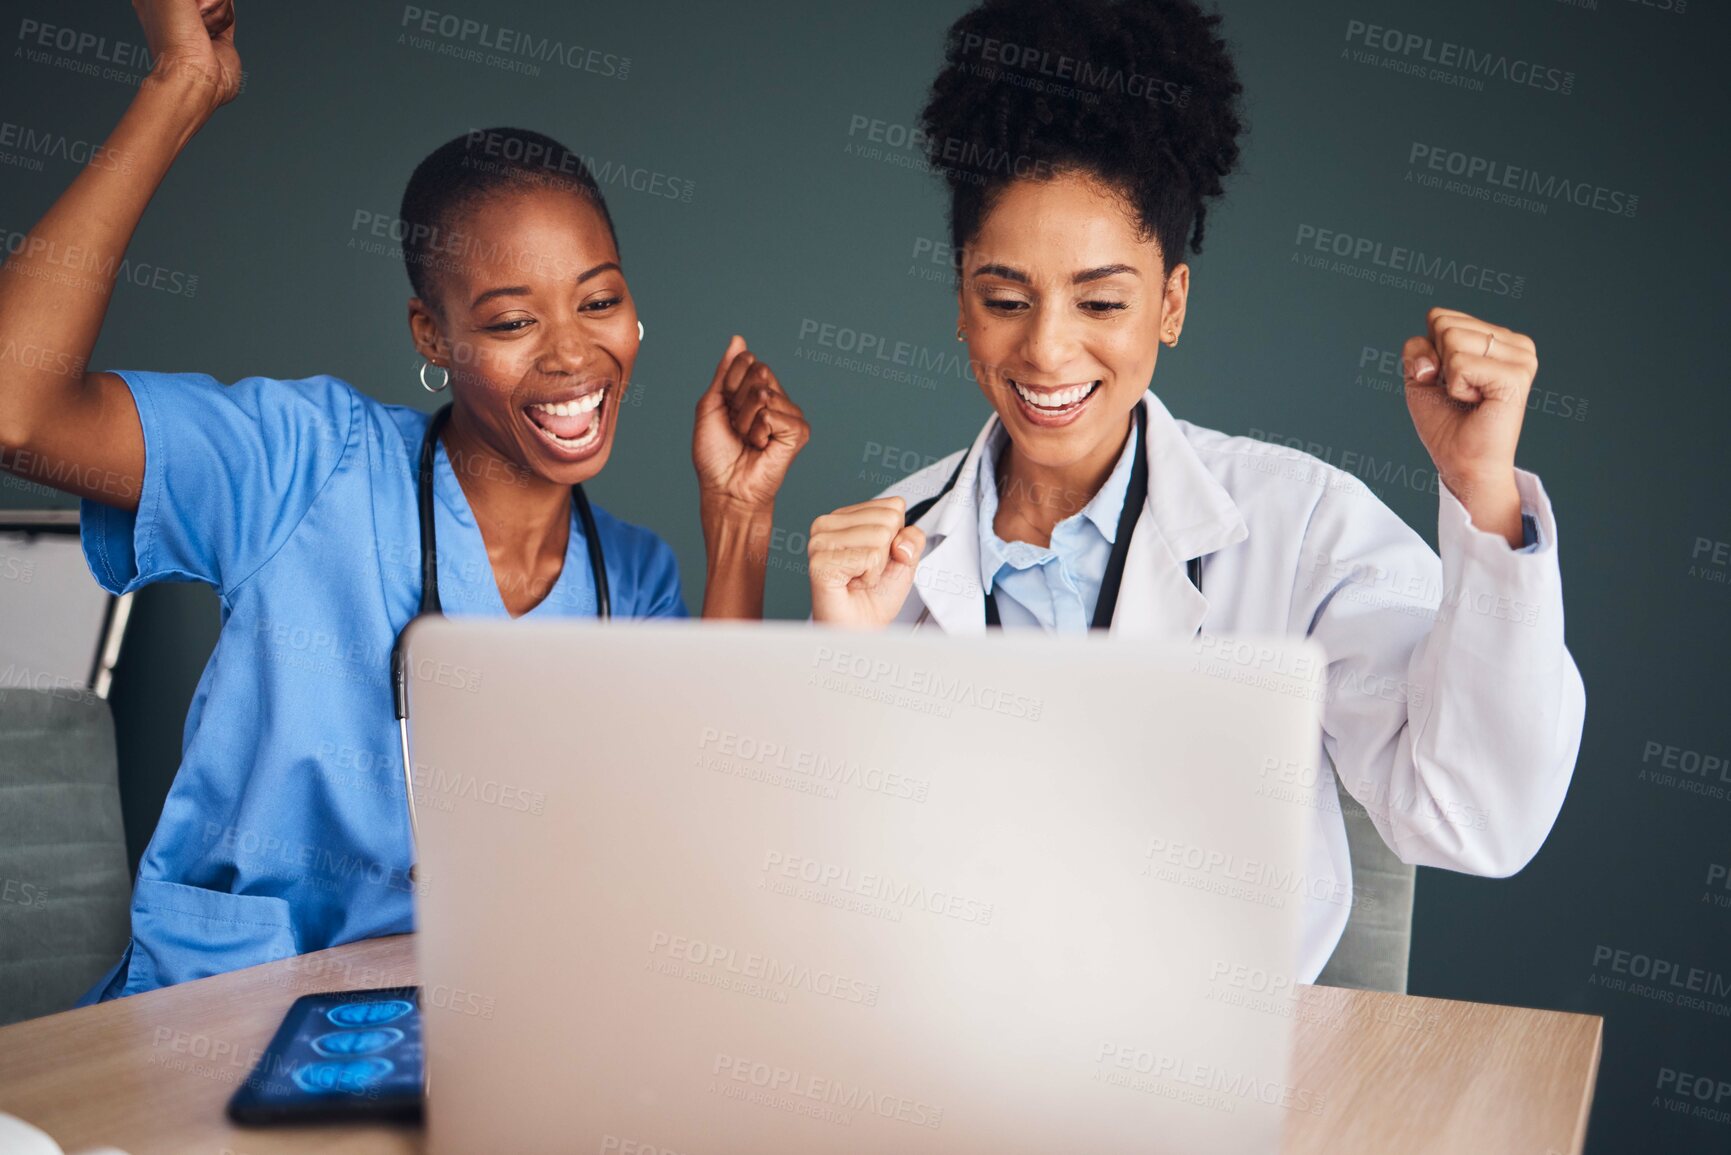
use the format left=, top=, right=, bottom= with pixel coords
left=406, top=620, right=1325, bottom=1155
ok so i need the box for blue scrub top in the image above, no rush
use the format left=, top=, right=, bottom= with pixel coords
left=77, top=370, right=687, bottom=1002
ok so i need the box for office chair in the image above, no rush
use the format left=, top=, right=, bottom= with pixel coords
left=1315, top=771, right=1416, bottom=994
left=0, top=686, right=132, bottom=1025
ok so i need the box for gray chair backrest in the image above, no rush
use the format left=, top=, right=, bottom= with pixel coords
left=1314, top=772, right=1416, bottom=993
left=0, top=687, right=131, bottom=1025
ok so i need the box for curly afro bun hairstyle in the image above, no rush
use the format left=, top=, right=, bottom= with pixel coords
left=920, top=0, right=1245, bottom=275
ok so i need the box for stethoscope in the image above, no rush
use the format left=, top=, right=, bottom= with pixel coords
left=388, top=402, right=610, bottom=862
left=902, top=402, right=1202, bottom=628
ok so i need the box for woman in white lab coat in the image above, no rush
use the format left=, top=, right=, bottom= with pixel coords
left=805, top=0, right=1586, bottom=980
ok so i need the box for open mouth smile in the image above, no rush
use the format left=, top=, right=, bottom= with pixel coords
left=523, top=387, right=608, bottom=459
left=1007, top=378, right=1102, bottom=427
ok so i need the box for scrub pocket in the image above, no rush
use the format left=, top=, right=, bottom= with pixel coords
left=121, top=877, right=300, bottom=997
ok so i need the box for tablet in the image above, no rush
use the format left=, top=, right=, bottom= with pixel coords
left=226, top=986, right=425, bottom=1125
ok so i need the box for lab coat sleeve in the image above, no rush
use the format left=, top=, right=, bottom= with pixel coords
left=1292, top=468, right=1585, bottom=877
left=80, top=371, right=358, bottom=597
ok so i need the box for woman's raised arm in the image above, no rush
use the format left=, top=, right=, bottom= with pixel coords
left=0, top=0, right=240, bottom=511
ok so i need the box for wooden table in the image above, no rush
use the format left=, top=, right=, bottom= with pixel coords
left=0, top=935, right=1601, bottom=1155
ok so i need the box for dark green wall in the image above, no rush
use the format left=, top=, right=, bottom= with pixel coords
left=2, top=2, right=1726, bottom=1150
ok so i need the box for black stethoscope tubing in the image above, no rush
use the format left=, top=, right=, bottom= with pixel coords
left=389, top=402, right=610, bottom=860
left=902, top=403, right=1202, bottom=628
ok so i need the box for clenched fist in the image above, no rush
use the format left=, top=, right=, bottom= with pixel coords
left=693, top=335, right=810, bottom=516
left=135, top=0, right=242, bottom=112
left=807, top=497, right=926, bottom=629
left=1402, top=306, right=1535, bottom=547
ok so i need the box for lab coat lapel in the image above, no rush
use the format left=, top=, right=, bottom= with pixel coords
left=909, top=417, right=998, bottom=635
left=1110, top=393, right=1248, bottom=641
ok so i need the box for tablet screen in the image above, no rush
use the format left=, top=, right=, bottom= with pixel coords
left=227, top=986, right=425, bottom=1125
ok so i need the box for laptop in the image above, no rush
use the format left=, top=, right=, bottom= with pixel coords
left=403, top=620, right=1326, bottom=1154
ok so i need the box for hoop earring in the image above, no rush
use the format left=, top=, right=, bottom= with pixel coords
left=638, top=320, right=645, bottom=342
left=420, top=361, right=450, bottom=393
left=956, top=325, right=965, bottom=342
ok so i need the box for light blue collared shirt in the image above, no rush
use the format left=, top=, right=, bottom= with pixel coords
left=973, top=415, right=1541, bottom=634
left=976, top=420, right=1139, bottom=632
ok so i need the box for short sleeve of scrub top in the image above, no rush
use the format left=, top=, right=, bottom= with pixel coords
left=81, top=370, right=360, bottom=593
left=76, top=370, right=687, bottom=1003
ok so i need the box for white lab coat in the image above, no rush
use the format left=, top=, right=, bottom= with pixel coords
left=879, top=390, right=1586, bottom=981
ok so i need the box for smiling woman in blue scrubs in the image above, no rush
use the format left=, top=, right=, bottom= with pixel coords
left=0, top=0, right=808, bottom=1000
